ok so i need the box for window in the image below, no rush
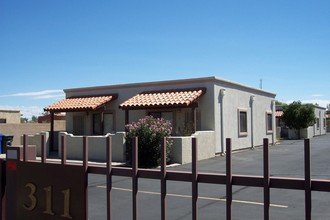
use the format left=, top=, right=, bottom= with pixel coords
left=93, top=112, right=114, bottom=135
left=149, top=111, right=173, bottom=123
left=104, top=113, right=114, bottom=134
left=0, top=119, right=6, bottom=123
left=238, top=109, right=248, bottom=136
left=316, top=118, right=320, bottom=130
left=73, top=116, right=84, bottom=135
left=93, top=113, right=102, bottom=135
left=266, top=112, right=273, bottom=133
left=196, top=111, right=201, bottom=131
left=324, top=118, right=327, bottom=129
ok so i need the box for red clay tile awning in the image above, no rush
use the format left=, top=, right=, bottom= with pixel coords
left=276, top=111, right=283, bottom=117
left=44, top=95, right=117, bottom=112
left=119, top=88, right=206, bottom=110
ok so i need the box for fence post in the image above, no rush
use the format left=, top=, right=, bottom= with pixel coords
left=106, top=136, right=113, bottom=220
left=41, top=134, right=46, bottom=163
left=161, top=137, right=167, bottom=220
left=0, top=159, right=5, bottom=220
left=61, top=135, right=67, bottom=165
left=304, top=139, right=311, bottom=220
left=83, top=136, right=89, bottom=219
left=132, top=137, right=138, bottom=220
left=192, top=138, right=198, bottom=220
left=263, top=138, right=270, bottom=220
left=23, top=134, right=27, bottom=162
left=226, top=138, right=232, bottom=220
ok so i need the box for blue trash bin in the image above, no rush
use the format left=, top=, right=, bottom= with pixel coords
left=0, top=133, right=3, bottom=154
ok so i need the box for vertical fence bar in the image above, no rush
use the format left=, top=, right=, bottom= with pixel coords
left=41, top=134, right=46, bottom=163
left=61, top=135, right=67, bottom=165
left=161, top=137, right=167, bottom=220
left=226, top=138, right=232, bottom=220
left=83, top=136, right=88, bottom=169
left=0, top=159, right=4, bottom=220
left=304, top=139, right=311, bottom=220
left=192, top=138, right=198, bottom=220
left=263, top=138, right=270, bottom=220
left=132, top=137, right=138, bottom=220
left=83, top=136, right=89, bottom=220
left=23, top=134, right=27, bottom=162
left=107, top=136, right=113, bottom=220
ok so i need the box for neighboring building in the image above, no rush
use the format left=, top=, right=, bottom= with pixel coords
left=276, top=105, right=327, bottom=139
left=275, top=106, right=287, bottom=139
left=0, top=109, right=21, bottom=124
left=44, top=76, right=276, bottom=163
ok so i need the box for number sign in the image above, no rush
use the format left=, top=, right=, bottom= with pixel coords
left=13, top=162, right=87, bottom=220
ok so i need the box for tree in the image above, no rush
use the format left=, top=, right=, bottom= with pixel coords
left=125, top=116, right=173, bottom=168
left=275, top=100, right=287, bottom=106
left=20, top=117, right=28, bottom=123
left=30, top=115, right=38, bottom=123
left=282, top=101, right=316, bottom=138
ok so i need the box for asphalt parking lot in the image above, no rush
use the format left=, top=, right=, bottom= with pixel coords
left=88, top=134, right=330, bottom=220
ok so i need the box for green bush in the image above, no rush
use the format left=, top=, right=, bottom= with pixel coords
left=125, top=116, right=173, bottom=168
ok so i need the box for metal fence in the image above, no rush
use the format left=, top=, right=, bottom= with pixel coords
left=2, top=135, right=330, bottom=220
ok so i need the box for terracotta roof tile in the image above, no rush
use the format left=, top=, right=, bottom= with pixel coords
left=44, top=95, right=115, bottom=112
left=275, top=111, right=283, bottom=117
left=120, top=88, right=206, bottom=110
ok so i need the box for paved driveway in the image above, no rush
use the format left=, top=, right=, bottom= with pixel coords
left=88, top=134, right=330, bottom=220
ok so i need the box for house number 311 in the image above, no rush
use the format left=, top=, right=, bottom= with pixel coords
left=24, top=183, right=73, bottom=219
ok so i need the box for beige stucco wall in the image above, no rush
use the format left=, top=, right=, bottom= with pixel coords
left=0, top=110, right=21, bottom=124
left=58, top=132, right=126, bottom=162
left=171, top=131, right=215, bottom=164
left=214, top=81, right=276, bottom=152
left=23, top=132, right=50, bottom=156
left=0, top=121, right=65, bottom=145
left=57, top=131, right=215, bottom=164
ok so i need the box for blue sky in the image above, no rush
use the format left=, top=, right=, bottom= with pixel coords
left=1, top=0, right=329, bottom=118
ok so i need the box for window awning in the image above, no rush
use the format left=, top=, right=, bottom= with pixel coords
left=275, top=111, right=283, bottom=117
left=119, top=88, right=206, bottom=110
left=44, top=94, right=118, bottom=112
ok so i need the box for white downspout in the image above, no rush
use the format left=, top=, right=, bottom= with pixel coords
left=220, top=89, right=226, bottom=155
left=272, top=100, right=276, bottom=145
left=250, top=95, right=255, bottom=149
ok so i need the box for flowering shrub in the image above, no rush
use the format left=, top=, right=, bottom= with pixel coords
left=125, top=116, right=173, bottom=167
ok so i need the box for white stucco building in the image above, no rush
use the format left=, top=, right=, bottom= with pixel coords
left=43, top=76, right=276, bottom=163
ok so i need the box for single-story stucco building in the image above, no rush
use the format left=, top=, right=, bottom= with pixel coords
left=276, top=105, right=327, bottom=139
left=0, top=109, right=21, bottom=124
left=40, top=76, right=276, bottom=164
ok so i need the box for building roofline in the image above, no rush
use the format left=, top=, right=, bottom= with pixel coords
left=311, top=104, right=327, bottom=110
left=63, top=76, right=276, bottom=97
left=0, top=109, right=20, bottom=113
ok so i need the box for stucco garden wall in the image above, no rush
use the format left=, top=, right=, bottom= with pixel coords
left=58, top=132, right=126, bottom=162
left=54, top=131, right=216, bottom=165
left=170, top=131, right=215, bottom=164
